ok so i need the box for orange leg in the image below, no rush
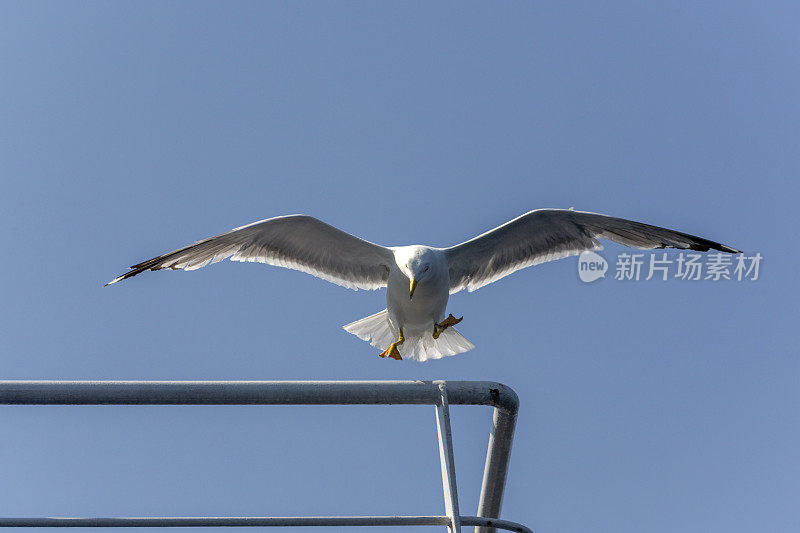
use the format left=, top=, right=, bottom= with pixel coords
left=379, top=330, right=405, bottom=360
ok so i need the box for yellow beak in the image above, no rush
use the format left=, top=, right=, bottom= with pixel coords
left=409, top=277, right=417, bottom=299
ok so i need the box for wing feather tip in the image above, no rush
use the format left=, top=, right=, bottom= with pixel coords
left=104, top=271, right=136, bottom=286
left=721, top=244, right=742, bottom=254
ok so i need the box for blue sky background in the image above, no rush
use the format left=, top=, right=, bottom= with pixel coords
left=1, top=2, right=798, bottom=532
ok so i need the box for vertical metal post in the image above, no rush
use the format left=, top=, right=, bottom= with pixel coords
left=474, top=405, right=517, bottom=533
left=434, top=381, right=461, bottom=533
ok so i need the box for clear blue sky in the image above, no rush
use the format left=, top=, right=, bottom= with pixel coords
left=1, top=2, right=798, bottom=532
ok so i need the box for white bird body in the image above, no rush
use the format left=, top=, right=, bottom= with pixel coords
left=386, top=246, right=448, bottom=335
left=107, top=209, right=739, bottom=362
left=358, top=246, right=473, bottom=361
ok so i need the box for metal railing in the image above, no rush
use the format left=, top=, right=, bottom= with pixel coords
left=0, top=380, right=531, bottom=533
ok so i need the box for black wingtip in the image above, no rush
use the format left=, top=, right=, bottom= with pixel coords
left=677, top=230, right=741, bottom=254
left=708, top=242, right=741, bottom=254
left=104, top=276, right=123, bottom=287
left=725, top=244, right=742, bottom=254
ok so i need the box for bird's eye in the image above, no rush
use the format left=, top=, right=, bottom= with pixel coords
left=423, top=266, right=429, bottom=272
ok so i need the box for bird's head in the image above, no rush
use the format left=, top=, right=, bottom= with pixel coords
left=397, top=246, right=437, bottom=299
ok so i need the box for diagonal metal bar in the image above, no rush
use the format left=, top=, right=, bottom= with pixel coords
left=434, top=381, right=461, bottom=533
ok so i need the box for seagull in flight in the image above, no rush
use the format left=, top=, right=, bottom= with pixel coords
left=107, top=209, right=739, bottom=361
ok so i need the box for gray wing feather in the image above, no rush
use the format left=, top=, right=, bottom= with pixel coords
left=445, top=209, right=740, bottom=293
left=106, top=215, right=393, bottom=290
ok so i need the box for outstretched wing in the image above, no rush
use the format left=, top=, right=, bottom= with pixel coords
left=106, top=215, right=394, bottom=290
left=445, top=209, right=740, bottom=293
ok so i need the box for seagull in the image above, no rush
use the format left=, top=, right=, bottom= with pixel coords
left=106, top=209, right=739, bottom=361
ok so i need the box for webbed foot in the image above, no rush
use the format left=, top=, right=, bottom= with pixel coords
left=379, top=343, right=403, bottom=360
left=433, top=314, right=463, bottom=339
left=379, top=330, right=405, bottom=360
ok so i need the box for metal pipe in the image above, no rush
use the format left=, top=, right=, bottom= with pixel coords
left=0, top=381, right=519, bottom=532
left=475, top=405, right=518, bottom=533
left=0, top=516, right=531, bottom=532
left=435, top=382, right=461, bottom=532
left=0, top=517, right=449, bottom=528
left=462, top=517, right=532, bottom=533
left=0, top=380, right=516, bottom=409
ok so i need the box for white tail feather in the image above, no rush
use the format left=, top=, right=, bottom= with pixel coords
left=343, top=309, right=475, bottom=362
left=342, top=309, right=397, bottom=350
